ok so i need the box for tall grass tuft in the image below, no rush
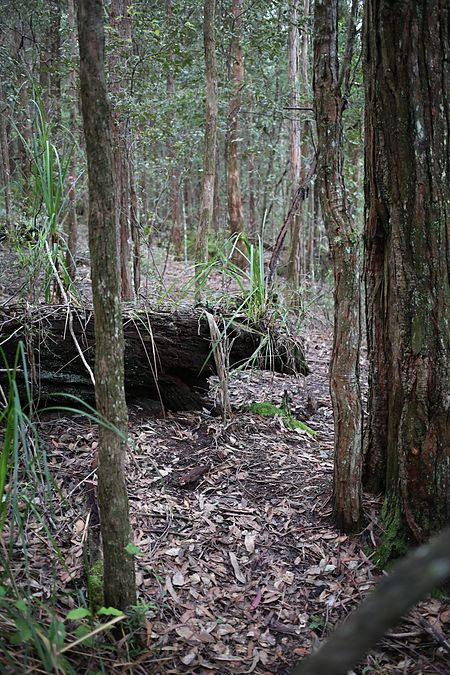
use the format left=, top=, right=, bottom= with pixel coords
left=12, top=85, right=76, bottom=303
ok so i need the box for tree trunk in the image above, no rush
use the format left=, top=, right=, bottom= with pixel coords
left=13, top=20, right=32, bottom=189
left=109, top=0, right=134, bottom=300
left=77, top=0, right=136, bottom=611
left=313, top=0, right=362, bottom=531
left=66, top=0, right=78, bottom=281
left=0, top=81, right=12, bottom=233
left=166, top=0, right=182, bottom=261
left=247, top=116, right=257, bottom=237
left=195, top=0, right=218, bottom=297
left=364, top=0, right=450, bottom=542
left=40, top=1, right=61, bottom=128
left=227, top=0, right=245, bottom=266
left=299, top=0, right=312, bottom=280
left=287, top=0, right=302, bottom=287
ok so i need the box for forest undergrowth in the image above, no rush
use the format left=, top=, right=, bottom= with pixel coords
left=0, top=237, right=449, bottom=675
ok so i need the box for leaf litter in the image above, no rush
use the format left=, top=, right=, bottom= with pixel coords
left=0, top=251, right=449, bottom=674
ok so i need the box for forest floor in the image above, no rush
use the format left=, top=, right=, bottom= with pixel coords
left=0, top=234, right=449, bottom=675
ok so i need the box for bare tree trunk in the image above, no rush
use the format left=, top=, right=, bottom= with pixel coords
left=13, top=20, right=32, bottom=189
left=299, top=0, right=312, bottom=280
left=195, top=0, right=218, bottom=297
left=364, top=0, right=450, bottom=543
left=213, top=144, right=221, bottom=231
left=130, top=165, right=140, bottom=295
left=66, top=0, right=78, bottom=281
left=313, top=0, right=362, bottom=531
left=248, top=129, right=257, bottom=237
left=166, top=0, right=182, bottom=261
left=0, top=81, right=12, bottom=234
left=287, top=0, right=301, bottom=286
left=109, top=0, right=134, bottom=300
left=227, top=0, right=245, bottom=265
left=77, top=0, right=136, bottom=611
left=40, top=1, right=61, bottom=128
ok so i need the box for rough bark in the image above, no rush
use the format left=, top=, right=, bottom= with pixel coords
left=313, top=0, right=362, bottom=531
left=0, top=305, right=309, bottom=410
left=76, top=0, right=136, bottom=610
left=291, top=526, right=450, bottom=675
left=364, top=0, right=450, bottom=540
left=109, top=0, right=135, bottom=300
left=227, top=0, right=245, bottom=266
left=195, top=0, right=218, bottom=296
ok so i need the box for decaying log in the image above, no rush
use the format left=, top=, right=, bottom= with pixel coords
left=0, top=304, right=309, bottom=410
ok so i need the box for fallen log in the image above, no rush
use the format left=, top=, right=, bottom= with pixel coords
left=0, top=304, right=309, bottom=410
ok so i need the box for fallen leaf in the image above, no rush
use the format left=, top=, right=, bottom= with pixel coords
left=228, top=551, right=246, bottom=583
left=172, top=571, right=185, bottom=586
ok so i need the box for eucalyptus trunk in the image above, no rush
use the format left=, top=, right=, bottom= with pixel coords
left=77, top=0, right=136, bottom=611
left=66, top=0, right=78, bottom=281
left=195, top=0, right=218, bottom=296
left=364, top=0, right=450, bottom=542
left=287, top=0, right=301, bottom=286
left=227, top=0, right=245, bottom=266
left=313, top=0, right=362, bottom=531
left=166, top=0, right=182, bottom=261
left=109, top=0, right=135, bottom=299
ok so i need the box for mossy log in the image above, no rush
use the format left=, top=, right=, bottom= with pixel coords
left=0, top=304, right=309, bottom=410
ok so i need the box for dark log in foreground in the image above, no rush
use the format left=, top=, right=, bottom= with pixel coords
left=0, top=304, right=308, bottom=410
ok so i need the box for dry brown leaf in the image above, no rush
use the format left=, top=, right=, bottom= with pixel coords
left=228, top=551, right=246, bottom=583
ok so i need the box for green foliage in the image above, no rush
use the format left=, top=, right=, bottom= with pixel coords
left=249, top=401, right=317, bottom=437
left=0, top=343, right=54, bottom=538
left=0, top=586, right=126, bottom=673
left=87, top=561, right=104, bottom=614
left=11, top=86, right=76, bottom=302
left=198, top=233, right=281, bottom=323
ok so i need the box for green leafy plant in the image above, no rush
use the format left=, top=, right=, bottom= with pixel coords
left=249, top=401, right=317, bottom=437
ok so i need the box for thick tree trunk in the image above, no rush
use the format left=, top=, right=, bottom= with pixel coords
left=227, top=0, right=245, bottom=266
left=195, top=0, right=218, bottom=296
left=0, top=305, right=309, bottom=410
left=313, top=0, right=362, bottom=531
left=77, top=0, right=136, bottom=610
left=364, top=0, right=450, bottom=542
